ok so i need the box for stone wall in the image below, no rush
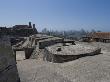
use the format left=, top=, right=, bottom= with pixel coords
left=38, top=37, right=63, bottom=49
left=24, top=48, right=34, bottom=59
left=43, top=48, right=78, bottom=63
left=0, top=36, right=20, bottom=82
left=0, top=22, right=38, bottom=37
left=44, top=47, right=101, bottom=63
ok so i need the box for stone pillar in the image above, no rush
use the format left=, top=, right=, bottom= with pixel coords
left=29, top=22, right=32, bottom=28
left=33, top=24, right=35, bottom=28
left=33, top=24, right=38, bottom=34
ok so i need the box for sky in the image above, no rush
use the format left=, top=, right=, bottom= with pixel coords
left=0, top=0, right=110, bottom=32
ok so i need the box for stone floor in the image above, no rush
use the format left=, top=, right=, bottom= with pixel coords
left=17, top=53, right=110, bottom=82
left=17, top=42, right=110, bottom=82
left=17, top=59, right=71, bottom=82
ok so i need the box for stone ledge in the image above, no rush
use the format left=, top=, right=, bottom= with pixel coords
left=44, top=44, right=101, bottom=63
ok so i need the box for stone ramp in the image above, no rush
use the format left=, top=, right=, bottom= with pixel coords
left=17, top=59, right=71, bottom=82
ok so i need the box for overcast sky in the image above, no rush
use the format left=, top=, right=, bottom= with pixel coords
left=0, top=0, right=110, bottom=31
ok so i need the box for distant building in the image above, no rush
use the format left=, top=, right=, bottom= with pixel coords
left=82, top=32, right=110, bottom=43
left=0, top=27, right=9, bottom=35
left=0, top=22, right=38, bottom=37
left=13, top=25, right=29, bottom=29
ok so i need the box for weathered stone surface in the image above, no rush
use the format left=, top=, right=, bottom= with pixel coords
left=30, top=34, right=63, bottom=59
left=44, top=43, right=101, bottom=63
left=38, top=37, right=63, bottom=49
left=16, top=51, right=25, bottom=61
left=17, top=42, right=110, bottom=82
left=0, top=36, right=20, bottom=82
left=76, top=42, right=110, bottom=52
left=17, top=59, right=71, bottom=82
left=29, top=34, right=62, bottom=48
left=13, top=37, right=34, bottom=60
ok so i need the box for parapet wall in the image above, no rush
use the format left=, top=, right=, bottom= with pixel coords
left=0, top=36, right=20, bottom=82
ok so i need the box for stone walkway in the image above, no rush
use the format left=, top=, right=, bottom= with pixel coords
left=17, top=42, right=110, bottom=82
left=17, top=59, right=71, bottom=82
left=17, top=52, right=110, bottom=82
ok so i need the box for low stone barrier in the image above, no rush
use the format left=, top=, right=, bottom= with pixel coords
left=38, top=37, right=63, bottom=49
left=44, top=45, right=101, bottom=63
